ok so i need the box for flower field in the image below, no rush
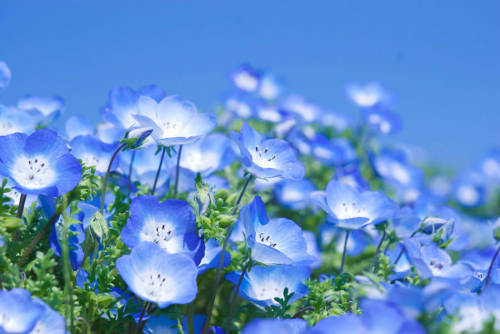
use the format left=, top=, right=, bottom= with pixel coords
left=1, top=62, right=500, bottom=333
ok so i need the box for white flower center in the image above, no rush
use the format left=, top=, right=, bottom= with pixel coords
left=257, top=232, right=277, bottom=248
left=135, top=271, right=175, bottom=301
left=11, top=155, right=56, bottom=189
left=252, top=145, right=278, bottom=169
left=141, top=221, right=175, bottom=249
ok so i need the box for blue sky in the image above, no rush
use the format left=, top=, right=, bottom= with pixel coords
left=1, top=0, right=499, bottom=167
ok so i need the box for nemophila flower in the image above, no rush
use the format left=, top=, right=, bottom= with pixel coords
left=198, top=239, right=231, bottom=275
left=0, top=61, right=11, bottom=90
left=321, top=110, right=352, bottom=133
left=453, top=174, right=486, bottom=208
left=116, top=242, right=198, bottom=308
left=311, top=180, right=397, bottom=230
left=311, top=135, right=357, bottom=166
left=404, top=238, right=453, bottom=279
left=70, top=135, right=120, bottom=175
left=134, top=95, right=216, bottom=146
left=230, top=64, right=261, bottom=93
left=274, top=179, right=316, bottom=210
left=362, top=105, right=402, bottom=135
left=231, top=122, right=305, bottom=180
left=121, top=196, right=204, bottom=264
left=225, top=265, right=310, bottom=308
left=303, top=230, right=322, bottom=269
left=96, top=121, right=125, bottom=144
left=335, top=165, right=369, bottom=191
left=103, top=85, right=166, bottom=130
left=0, top=105, right=38, bottom=136
left=320, top=224, right=371, bottom=256
left=478, top=149, right=500, bottom=182
left=30, top=297, right=66, bottom=334
left=145, top=314, right=207, bottom=334
left=281, top=95, right=321, bottom=123
left=256, top=103, right=287, bottom=123
left=0, top=129, right=82, bottom=196
left=312, top=299, right=425, bottom=334
left=119, top=145, right=168, bottom=190
left=65, top=115, right=94, bottom=140
left=18, top=95, right=65, bottom=125
left=224, top=94, right=255, bottom=119
left=177, top=133, right=235, bottom=176
left=258, top=73, right=283, bottom=101
left=242, top=318, right=307, bottom=334
left=240, top=196, right=315, bottom=265
left=346, top=82, right=392, bottom=108
left=0, top=288, right=45, bottom=333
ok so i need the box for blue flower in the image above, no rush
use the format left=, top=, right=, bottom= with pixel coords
left=70, top=135, right=120, bottom=175
left=240, top=196, right=315, bottom=265
left=363, top=105, right=402, bottom=135
left=134, top=95, right=216, bottom=146
left=121, top=196, right=204, bottom=264
left=116, top=242, right=198, bottom=309
left=177, top=133, right=235, bottom=176
left=274, top=179, right=316, bottom=210
left=225, top=264, right=310, bottom=308
left=119, top=146, right=169, bottom=190
left=453, top=174, right=486, bottom=208
left=17, top=95, right=65, bottom=125
left=0, top=105, right=38, bottom=136
left=346, top=82, right=392, bottom=108
left=224, top=94, right=255, bottom=119
left=50, top=215, right=85, bottom=270
left=312, top=299, right=425, bottom=334
left=0, top=288, right=45, bottom=333
left=145, top=314, right=206, bottom=334
left=30, top=297, right=66, bottom=334
left=104, top=85, right=166, bottom=130
left=258, top=73, right=283, bottom=101
left=404, top=238, right=453, bottom=279
left=231, top=122, right=305, bottom=180
left=65, top=115, right=94, bottom=140
left=311, top=180, right=397, bottom=230
left=230, top=64, right=261, bottom=93
left=311, top=135, right=357, bottom=166
left=0, top=129, right=82, bottom=196
left=281, top=95, right=322, bottom=123
left=0, top=61, right=11, bottom=90
left=198, top=238, right=231, bottom=275
left=242, top=318, right=307, bottom=334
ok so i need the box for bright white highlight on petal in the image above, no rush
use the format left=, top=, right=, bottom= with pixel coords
left=11, top=155, right=56, bottom=189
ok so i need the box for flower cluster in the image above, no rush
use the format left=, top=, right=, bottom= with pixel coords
left=0, top=61, right=500, bottom=334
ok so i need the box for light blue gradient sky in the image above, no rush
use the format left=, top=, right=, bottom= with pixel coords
left=1, top=0, right=499, bottom=167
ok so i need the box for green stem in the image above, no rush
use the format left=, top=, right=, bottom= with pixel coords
left=127, top=150, right=136, bottom=199
left=136, top=302, right=151, bottom=334
left=173, top=145, right=183, bottom=198
left=226, top=259, right=251, bottom=333
left=60, top=196, right=74, bottom=332
left=485, top=244, right=500, bottom=288
left=100, top=143, right=126, bottom=213
left=17, top=194, right=27, bottom=218
left=371, top=229, right=387, bottom=271
left=340, top=230, right=350, bottom=273
left=151, top=147, right=166, bottom=195
left=203, top=174, right=253, bottom=334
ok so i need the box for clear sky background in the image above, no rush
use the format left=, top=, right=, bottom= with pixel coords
left=1, top=0, right=499, bottom=168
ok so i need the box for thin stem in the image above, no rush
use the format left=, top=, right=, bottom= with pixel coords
left=292, top=306, right=314, bottom=319
left=173, top=145, right=183, bottom=198
left=100, top=143, right=126, bottom=213
left=136, top=302, right=151, bottom=334
left=127, top=150, right=136, bottom=199
left=371, top=230, right=387, bottom=271
left=151, top=147, right=166, bottom=195
left=340, top=230, right=350, bottom=273
left=203, top=174, right=253, bottom=334
left=393, top=230, right=418, bottom=267
left=226, top=259, right=251, bottom=333
left=485, top=244, right=500, bottom=288
left=187, top=302, right=195, bottom=334
left=60, top=196, right=74, bottom=332
left=17, top=194, right=27, bottom=218
left=19, top=208, right=62, bottom=267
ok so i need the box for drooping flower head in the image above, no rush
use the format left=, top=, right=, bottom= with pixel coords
left=116, top=242, right=198, bottom=308
left=134, top=95, right=216, bottom=147
left=231, top=122, right=305, bottom=180
left=225, top=264, right=310, bottom=309
left=240, top=196, right=315, bottom=265
left=121, top=196, right=204, bottom=264
left=0, top=129, right=82, bottom=196
left=311, top=180, right=397, bottom=230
